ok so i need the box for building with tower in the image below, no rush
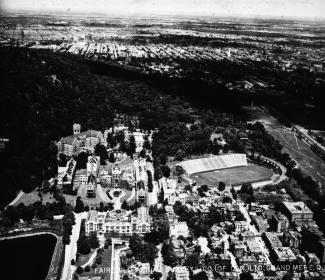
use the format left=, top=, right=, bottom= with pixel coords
left=87, top=156, right=100, bottom=177
left=111, top=165, right=122, bottom=188
left=57, top=123, right=106, bottom=156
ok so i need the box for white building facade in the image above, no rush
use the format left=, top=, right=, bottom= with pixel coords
left=85, top=207, right=151, bottom=236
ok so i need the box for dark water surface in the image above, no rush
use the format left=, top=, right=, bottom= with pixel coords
left=0, top=234, right=57, bottom=280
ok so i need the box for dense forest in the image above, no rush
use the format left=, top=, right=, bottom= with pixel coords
left=0, top=46, right=245, bottom=207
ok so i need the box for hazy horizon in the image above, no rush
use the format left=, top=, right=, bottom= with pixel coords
left=1, top=0, right=325, bottom=20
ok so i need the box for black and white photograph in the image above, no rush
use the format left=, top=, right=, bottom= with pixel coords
left=0, top=1, right=324, bottom=280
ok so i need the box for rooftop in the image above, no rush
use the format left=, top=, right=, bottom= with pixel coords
left=60, top=129, right=101, bottom=145
left=283, top=201, right=313, bottom=215
left=273, top=247, right=296, bottom=261
left=264, top=232, right=282, bottom=247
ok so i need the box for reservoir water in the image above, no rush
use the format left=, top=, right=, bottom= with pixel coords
left=0, top=233, right=57, bottom=280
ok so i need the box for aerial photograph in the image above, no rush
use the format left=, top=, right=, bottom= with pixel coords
left=0, top=0, right=324, bottom=280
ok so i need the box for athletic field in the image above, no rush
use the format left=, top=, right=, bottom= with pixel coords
left=190, top=164, right=273, bottom=187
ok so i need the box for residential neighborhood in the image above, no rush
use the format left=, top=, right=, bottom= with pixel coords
left=3, top=117, right=324, bottom=280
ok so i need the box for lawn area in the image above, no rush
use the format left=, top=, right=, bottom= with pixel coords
left=76, top=249, right=96, bottom=266
left=100, top=245, right=112, bottom=280
left=14, top=190, right=77, bottom=206
left=270, top=130, right=325, bottom=188
left=76, top=245, right=112, bottom=280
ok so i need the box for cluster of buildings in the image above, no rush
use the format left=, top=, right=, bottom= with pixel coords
left=151, top=176, right=325, bottom=280
left=244, top=200, right=325, bottom=279
left=54, top=124, right=325, bottom=280
left=3, top=21, right=324, bottom=91
left=57, top=123, right=148, bottom=157
left=63, top=155, right=101, bottom=196
left=56, top=123, right=155, bottom=199
left=52, top=122, right=325, bottom=280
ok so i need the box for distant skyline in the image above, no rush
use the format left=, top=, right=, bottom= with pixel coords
left=1, top=0, right=325, bottom=19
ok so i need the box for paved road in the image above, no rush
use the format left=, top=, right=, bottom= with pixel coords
left=61, top=212, right=87, bottom=280
left=96, top=184, right=111, bottom=203
left=109, top=238, right=129, bottom=280
left=154, top=244, right=164, bottom=275
left=111, top=242, right=128, bottom=280
left=238, top=203, right=274, bottom=269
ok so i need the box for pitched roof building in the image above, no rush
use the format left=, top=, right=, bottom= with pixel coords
left=57, top=123, right=105, bottom=156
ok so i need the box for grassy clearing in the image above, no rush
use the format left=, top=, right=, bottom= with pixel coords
left=270, top=130, right=325, bottom=188
left=14, top=190, right=76, bottom=206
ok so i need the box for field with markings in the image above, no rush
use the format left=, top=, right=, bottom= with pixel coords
left=190, top=164, right=273, bottom=187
